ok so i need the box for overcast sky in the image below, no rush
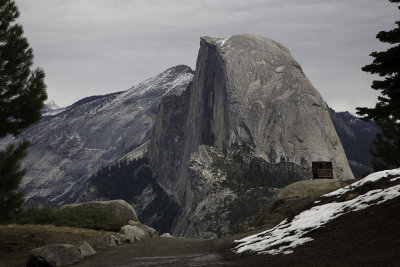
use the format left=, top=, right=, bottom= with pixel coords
left=17, top=0, right=398, bottom=113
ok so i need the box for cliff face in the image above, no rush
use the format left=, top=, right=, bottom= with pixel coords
left=149, top=35, right=354, bottom=236
left=199, top=35, right=353, bottom=178
left=0, top=65, right=194, bottom=205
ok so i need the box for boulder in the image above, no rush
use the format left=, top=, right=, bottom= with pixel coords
left=142, top=224, right=158, bottom=238
left=93, top=233, right=117, bottom=249
left=120, top=225, right=146, bottom=241
left=77, top=241, right=96, bottom=258
left=127, top=220, right=158, bottom=237
left=277, top=179, right=353, bottom=200
left=111, top=234, right=123, bottom=245
left=272, top=179, right=354, bottom=216
left=61, top=199, right=138, bottom=222
left=160, top=233, right=173, bottom=238
left=27, top=244, right=82, bottom=267
left=114, top=233, right=131, bottom=244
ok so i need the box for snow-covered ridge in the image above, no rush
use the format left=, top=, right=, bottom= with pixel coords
left=116, top=65, right=193, bottom=102
left=233, top=168, right=400, bottom=255
left=42, top=100, right=65, bottom=117
left=41, top=65, right=194, bottom=117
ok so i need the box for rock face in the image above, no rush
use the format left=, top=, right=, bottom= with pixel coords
left=150, top=35, right=353, bottom=201
left=61, top=199, right=138, bottom=222
left=148, top=34, right=354, bottom=236
left=77, top=241, right=97, bottom=258
left=0, top=65, right=193, bottom=205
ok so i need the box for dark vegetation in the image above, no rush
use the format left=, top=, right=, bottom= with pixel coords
left=11, top=206, right=126, bottom=231
left=0, top=0, right=47, bottom=222
left=210, top=143, right=310, bottom=189
left=89, top=157, right=179, bottom=233
left=202, top=144, right=310, bottom=234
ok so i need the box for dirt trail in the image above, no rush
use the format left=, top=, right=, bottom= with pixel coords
left=75, top=235, right=238, bottom=267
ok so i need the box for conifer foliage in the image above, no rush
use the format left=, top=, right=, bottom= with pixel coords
left=0, top=0, right=47, bottom=222
left=357, top=0, right=400, bottom=171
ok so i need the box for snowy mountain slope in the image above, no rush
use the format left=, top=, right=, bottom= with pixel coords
left=1, top=65, right=193, bottom=205
left=41, top=100, right=64, bottom=116
left=234, top=168, right=400, bottom=255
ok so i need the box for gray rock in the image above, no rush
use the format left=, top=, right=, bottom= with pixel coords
left=0, top=65, right=194, bottom=206
left=77, top=241, right=96, bottom=258
left=160, top=233, right=173, bottom=238
left=142, top=224, right=158, bottom=238
left=27, top=244, right=82, bottom=267
left=61, top=199, right=138, bottom=222
left=271, top=179, right=354, bottom=217
left=148, top=34, right=354, bottom=237
left=127, top=220, right=158, bottom=237
left=277, top=179, right=354, bottom=200
left=94, top=233, right=117, bottom=249
left=120, top=225, right=146, bottom=241
left=127, top=220, right=140, bottom=226
left=110, top=234, right=123, bottom=245
left=114, top=233, right=131, bottom=244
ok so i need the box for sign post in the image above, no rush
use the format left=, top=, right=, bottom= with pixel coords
left=312, top=161, right=333, bottom=179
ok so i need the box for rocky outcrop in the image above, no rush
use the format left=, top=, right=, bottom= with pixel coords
left=120, top=225, right=146, bottom=241
left=77, top=241, right=97, bottom=258
left=27, top=244, right=82, bottom=267
left=148, top=34, right=354, bottom=237
left=61, top=199, right=138, bottom=222
left=277, top=179, right=354, bottom=200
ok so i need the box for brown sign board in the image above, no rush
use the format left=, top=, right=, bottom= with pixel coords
left=312, top=161, right=333, bottom=179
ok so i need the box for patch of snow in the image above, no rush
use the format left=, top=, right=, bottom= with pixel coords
left=234, top=168, right=400, bottom=255
left=114, top=67, right=193, bottom=104
left=43, top=107, right=67, bottom=117
left=324, top=168, right=400, bottom=197
left=390, top=176, right=400, bottom=182
left=216, top=37, right=230, bottom=47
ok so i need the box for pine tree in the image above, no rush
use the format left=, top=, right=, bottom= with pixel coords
left=356, top=0, right=400, bottom=171
left=0, top=0, right=47, bottom=222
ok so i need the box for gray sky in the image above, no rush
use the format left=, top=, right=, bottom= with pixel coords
left=17, top=0, right=398, bottom=113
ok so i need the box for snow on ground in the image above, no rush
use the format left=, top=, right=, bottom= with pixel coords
left=42, top=107, right=67, bottom=117
left=324, top=168, right=400, bottom=197
left=233, top=168, right=400, bottom=255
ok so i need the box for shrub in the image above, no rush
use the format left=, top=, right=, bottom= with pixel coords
left=13, top=207, right=126, bottom=231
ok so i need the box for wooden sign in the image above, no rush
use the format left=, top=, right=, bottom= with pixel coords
left=312, top=161, right=333, bottom=179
